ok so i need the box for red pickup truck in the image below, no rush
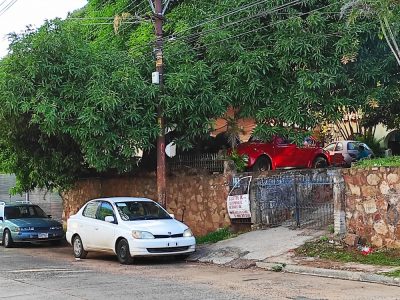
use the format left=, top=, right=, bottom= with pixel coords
left=236, top=136, right=331, bottom=171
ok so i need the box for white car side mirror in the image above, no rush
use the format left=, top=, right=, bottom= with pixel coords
left=105, top=216, right=115, bottom=223
left=169, top=213, right=175, bottom=219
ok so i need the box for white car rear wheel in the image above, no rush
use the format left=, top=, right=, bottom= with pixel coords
left=73, top=235, right=88, bottom=259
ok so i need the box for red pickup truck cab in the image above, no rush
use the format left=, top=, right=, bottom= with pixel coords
left=236, top=136, right=331, bottom=171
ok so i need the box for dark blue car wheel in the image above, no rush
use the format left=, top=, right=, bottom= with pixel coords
left=3, top=229, right=13, bottom=248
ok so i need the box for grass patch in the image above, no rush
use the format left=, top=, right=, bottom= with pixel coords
left=354, top=156, right=400, bottom=168
left=196, top=227, right=237, bottom=245
left=296, top=239, right=400, bottom=266
left=383, top=269, right=400, bottom=278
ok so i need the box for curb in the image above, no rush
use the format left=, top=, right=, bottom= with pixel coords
left=256, top=262, right=400, bottom=287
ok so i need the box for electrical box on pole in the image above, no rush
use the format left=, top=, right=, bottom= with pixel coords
left=152, top=71, right=160, bottom=84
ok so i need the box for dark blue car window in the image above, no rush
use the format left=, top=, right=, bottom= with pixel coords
left=4, top=205, right=47, bottom=219
left=347, top=142, right=358, bottom=150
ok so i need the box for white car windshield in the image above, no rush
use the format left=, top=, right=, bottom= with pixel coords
left=115, top=201, right=172, bottom=221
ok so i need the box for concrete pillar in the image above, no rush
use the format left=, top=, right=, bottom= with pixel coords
left=330, top=170, right=346, bottom=235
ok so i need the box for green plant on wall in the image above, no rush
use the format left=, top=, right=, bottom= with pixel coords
left=229, top=150, right=248, bottom=172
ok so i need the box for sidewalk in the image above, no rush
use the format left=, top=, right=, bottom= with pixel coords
left=189, top=227, right=400, bottom=287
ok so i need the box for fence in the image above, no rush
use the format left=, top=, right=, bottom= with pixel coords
left=252, top=172, right=334, bottom=229
left=168, top=153, right=225, bottom=173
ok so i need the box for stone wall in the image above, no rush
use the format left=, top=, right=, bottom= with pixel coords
left=62, top=171, right=231, bottom=236
left=343, top=167, right=400, bottom=248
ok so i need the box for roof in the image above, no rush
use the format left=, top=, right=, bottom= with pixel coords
left=92, top=197, right=154, bottom=204
left=0, top=200, right=33, bottom=207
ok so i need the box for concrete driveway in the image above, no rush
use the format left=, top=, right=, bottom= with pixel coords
left=191, top=227, right=323, bottom=265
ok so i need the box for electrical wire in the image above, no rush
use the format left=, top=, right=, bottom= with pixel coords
left=165, top=0, right=279, bottom=40
left=127, top=0, right=303, bottom=57
left=90, top=0, right=149, bottom=46
left=0, top=0, right=8, bottom=8
left=164, top=0, right=301, bottom=49
left=0, top=0, right=17, bottom=17
left=162, top=2, right=338, bottom=61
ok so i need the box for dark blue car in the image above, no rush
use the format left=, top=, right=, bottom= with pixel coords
left=0, top=201, right=64, bottom=247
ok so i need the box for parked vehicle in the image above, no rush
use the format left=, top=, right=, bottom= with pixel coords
left=324, top=140, right=374, bottom=167
left=66, top=197, right=196, bottom=264
left=0, top=201, right=64, bottom=247
left=235, top=136, right=331, bottom=171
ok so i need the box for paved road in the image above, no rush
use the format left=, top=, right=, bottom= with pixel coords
left=0, top=244, right=399, bottom=300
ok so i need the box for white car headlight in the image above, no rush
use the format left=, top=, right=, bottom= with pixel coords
left=132, top=230, right=155, bottom=239
left=183, top=228, right=193, bottom=237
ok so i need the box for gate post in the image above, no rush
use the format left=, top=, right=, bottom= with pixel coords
left=331, top=170, right=346, bottom=235
left=294, top=176, right=300, bottom=227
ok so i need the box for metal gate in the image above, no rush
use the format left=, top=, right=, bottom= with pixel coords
left=253, top=173, right=334, bottom=229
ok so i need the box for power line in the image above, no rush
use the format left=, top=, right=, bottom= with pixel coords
left=93, top=0, right=293, bottom=55
left=166, top=0, right=277, bottom=40
left=80, top=21, right=143, bottom=26
left=162, top=2, right=338, bottom=61
left=0, top=0, right=17, bottom=17
left=127, top=0, right=303, bottom=57
left=165, top=0, right=301, bottom=49
left=0, top=0, right=8, bottom=8
left=90, top=0, right=150, bottom=46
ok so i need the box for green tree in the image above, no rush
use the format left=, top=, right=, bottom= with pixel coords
left=342, top=0, right=400, bottom=66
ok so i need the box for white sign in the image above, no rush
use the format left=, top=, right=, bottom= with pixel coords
left=152, top=71, right=160, bottom=84
left=227, top=194, right=251, bottom=219
left=227, top=176, right=252, bottom=219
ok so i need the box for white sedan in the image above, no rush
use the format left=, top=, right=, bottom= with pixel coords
left=66, top=197, right=196, bottom=264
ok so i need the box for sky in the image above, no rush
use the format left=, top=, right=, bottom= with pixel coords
left=0, top=0, right=88, bottom=57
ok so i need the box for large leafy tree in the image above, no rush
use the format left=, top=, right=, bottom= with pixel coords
left=0, top=20, right=158, bottom=191
left=0, top=0, right=399, bottom=192
left=341, top=0, right=400, bottom=129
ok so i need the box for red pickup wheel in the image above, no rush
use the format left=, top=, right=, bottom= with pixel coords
left=312, top=156, right=328, bottom=168
left=251, top=156, right=271, bottom=171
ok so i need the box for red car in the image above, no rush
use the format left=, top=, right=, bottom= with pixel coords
left=236, top=136, right=331, bottom=171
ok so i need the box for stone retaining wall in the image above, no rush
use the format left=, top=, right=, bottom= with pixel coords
left=62, top=171, right=231, bottom=236
left=343, top=167, right=400, bottom=248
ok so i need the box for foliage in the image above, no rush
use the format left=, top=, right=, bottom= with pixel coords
left=0, top=20, right=160, bottom=192
left=296, top=239, right=400, bottom=266
left=353, top=155, right=400, bottom=168
left=341, top=0, right=400, bottom=129
left=196, top=227, right=237, bottom=245
left=228, top=149, right=248, bottom=172
left=271, top=264, right=285, bottom=272
left=383, top=269, right=400, bottom=278
left=342, top=0, right=400, bottom=66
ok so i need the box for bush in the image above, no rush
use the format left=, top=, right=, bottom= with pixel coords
left=228, top=150, right=248, bottom=172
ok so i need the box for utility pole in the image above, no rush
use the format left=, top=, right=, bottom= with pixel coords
left=149, top=0, right=171, bottom=208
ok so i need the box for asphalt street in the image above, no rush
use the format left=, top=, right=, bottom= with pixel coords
left=0, top=244, right=399, bottom=300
